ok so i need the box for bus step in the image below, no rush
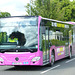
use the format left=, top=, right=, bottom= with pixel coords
left=65, top=54, right=69, bottom=57
left=43, top=62, right=50, bottom=66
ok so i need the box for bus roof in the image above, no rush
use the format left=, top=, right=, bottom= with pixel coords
left=41, top=17, right=73, bottom=25
left=65, top=22, right=75, bottom=25
left=0, top=16, right=74, bottom=26
left=0, top=16, right=38, bottom=19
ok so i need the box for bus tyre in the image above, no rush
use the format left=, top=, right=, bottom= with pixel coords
left=50, top=51, right=55, bottom=66
left=68, top=47, right=72, bottom=59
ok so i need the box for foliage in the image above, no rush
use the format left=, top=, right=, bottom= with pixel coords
left=50, top=39, right=66, bottom=46
left=0, top=32, right=7, bottom=43
left=0, top=12, right=11, bottom=18
left=25, top=0, right=75, bottom=21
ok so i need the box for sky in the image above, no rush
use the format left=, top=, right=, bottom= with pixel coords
left=70, top=0, right=73, bottom=1
left=0, top=0, right=30, bottom=16
left=0, top=0, right=73, bottom=16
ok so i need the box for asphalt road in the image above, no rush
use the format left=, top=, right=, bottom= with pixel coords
left=0, top=55, right=75, bottom=75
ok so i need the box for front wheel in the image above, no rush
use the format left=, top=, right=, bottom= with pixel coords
left=50, top=51, right=55, bottom=66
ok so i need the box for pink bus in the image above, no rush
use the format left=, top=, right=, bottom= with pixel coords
left=0, top=16, right=74, bottom=66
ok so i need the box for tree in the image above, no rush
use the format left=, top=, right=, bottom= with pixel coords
left=25, top=0, right=75, bottom=21
left=0, top=12, right=11, bottom=18
left=70, top=1, right=75, bottom=21
left=53, top=0, right=72, bottom=21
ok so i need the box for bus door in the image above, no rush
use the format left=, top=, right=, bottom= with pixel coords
left=42, top=26, right=50, bottom=64
left=64, top=30, right=69, bottom=56
left=65, top=43, right=69, bottom=56
left=46, top=27, right=50, bottom=62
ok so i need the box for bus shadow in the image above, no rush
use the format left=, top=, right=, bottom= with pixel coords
left=4, top=66, right=47, bottom=71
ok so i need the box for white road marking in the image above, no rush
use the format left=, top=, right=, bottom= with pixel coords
left=65, top=58, right=75, bottom=63
left=40, top=65, right=60, bottom=74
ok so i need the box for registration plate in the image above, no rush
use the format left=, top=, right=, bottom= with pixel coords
left=12, top=62, right=22, bottom=65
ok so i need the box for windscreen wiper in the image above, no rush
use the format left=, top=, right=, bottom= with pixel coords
left=26, top=47, right=34, bottom=52
left=0, top=49, right=15, bottom=53
left=18, top=46, right=34, bottom=53
left=0, top=48, right=34, bottom=53
left=0, top=42, right=17, bottom=45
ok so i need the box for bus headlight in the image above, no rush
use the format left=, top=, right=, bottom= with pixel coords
left=0, top=57, right=4, bottom=62
left=31, top=57, right=40, bottom=61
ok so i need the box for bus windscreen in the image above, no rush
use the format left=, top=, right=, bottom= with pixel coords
left=0, top=17, right=38, bottom=50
